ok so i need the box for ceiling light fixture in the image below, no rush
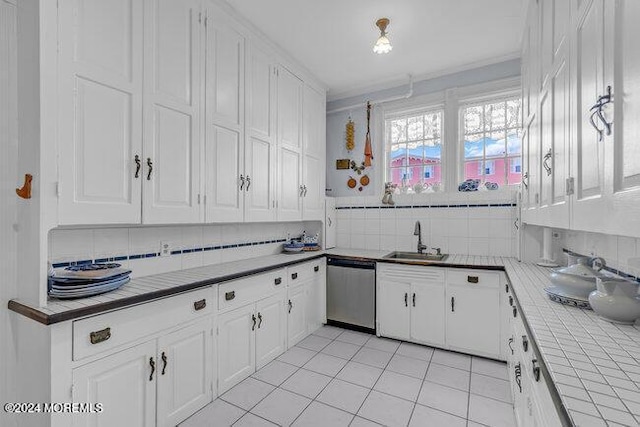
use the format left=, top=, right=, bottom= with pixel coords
left=373, top=18, right=392, bottom=54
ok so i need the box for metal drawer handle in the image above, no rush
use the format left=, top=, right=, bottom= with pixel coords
left=509, top=296, right=514, bottom=306
left=291, top=273, right=298, bottom=280
left=225, top=291, right=235, bottom=301
left=505, top=284, right=509, bottom=293
left=288, top=299, right=293, bottom=314
left=252, top=314, right=257, bottom=331
left=508, top=338, right=514, bottom=355
left=314, top=266, right=319, bottom=272
left=467, top=276, right=479, bottom=284
left=240, top=174, right=245, bottom=190
left=412, top=293, right=416, bottom=307
left=134, top=155, right=141, bottom=178
left=451, top=296, right=455, bottom=312
left=514, top=363, right=522, bottom=393
left=149, top=357, right=156, bottom=381
left=532, top=359, right=541, bottom=382
left=275, top=277, right=282, bottom=285
left=146, top=157, right=153, bottom=180
left=257, top=312, right=263, bottom=329
left=404, top=293, right=408, bottom=307
left=246, top=175, right=251, bottom=191
left=194, top=299, right=206, bottom=311
left=522, top=335, right=529, bottom=352
left=161, top=351, right=167, bottom=375
left=513, top=306, right=517, bottom=318
left=90, top=327, right=111, bottom=345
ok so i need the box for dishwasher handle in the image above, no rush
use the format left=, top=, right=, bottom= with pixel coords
left=326, top=257, right=376, bottom=269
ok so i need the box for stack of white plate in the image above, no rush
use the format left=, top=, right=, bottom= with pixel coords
left=48, top=263, right=131, bottom=299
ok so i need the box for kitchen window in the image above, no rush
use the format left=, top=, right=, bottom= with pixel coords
left=386, top=109, right=443, bottom=190
left=461, top=97, right=522, bottom=186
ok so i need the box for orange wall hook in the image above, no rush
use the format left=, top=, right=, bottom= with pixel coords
left=16, top=174, right=33, bottom=199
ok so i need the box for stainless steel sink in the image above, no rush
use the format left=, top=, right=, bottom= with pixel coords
left=383, top=251, right=448, bottom=261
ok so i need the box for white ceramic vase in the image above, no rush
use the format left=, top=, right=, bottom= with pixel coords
left=589, top=278, right=640, bottom=324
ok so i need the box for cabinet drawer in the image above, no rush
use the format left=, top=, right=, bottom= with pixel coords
left=378, top=264, right=445, bottom=282
left=448, top=269, right=500, bottom=288
left=218, top=269, right=285, bottom=311
left=287, top=259, right=324, bottom=285
left=73, top=287, right=213, bottom=361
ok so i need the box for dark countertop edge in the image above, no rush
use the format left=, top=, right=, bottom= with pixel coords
left=7, top=253, right=325, bottom=326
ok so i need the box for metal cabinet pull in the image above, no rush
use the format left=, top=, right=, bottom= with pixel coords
left=509, top=296, right=514, bottom=306
left=149, top=357, right=156, bottom=381
left=251, top=314, right=257, bottom=331
left=291, top=273, right=298, bottom=280
left=274, top=277, right=282, bottom=285
left=194, top=299, right=206, bottom=311
left=299, top=185, right=304, bottom=196
left=240, top=174, right=245, bottom=190
left=514, top=363, right=522, bottom=393
left=225, top=291, right=235, bottom=301
left=543, top=148, right=553, bottom=176
left=246, top=175, right=251, bottom=191
left=404, top=293, right=408, bottom=307
left=522, top=172, right=529, bottom=190
left=257, top=312, right=263, bottom=329
left=303, top=185, right=308, bottom=196
left=508, top=338, right=514, bottom=355
left=467, top=276, right=479, bottom=284
left=90, top=327, right=111, bottom=345
left=451, top=296, right=455, bottom=312
left=146, top=158, right=153, bottom=180
left=514, top=218, right=519, bottom=231
left=328, top=217, right=332, bottom=227
left=314, top=266, right=319, bottom=272
left=412, top=293, right=416, bottom=307
left=505, top=284, right=509, bottom=293
left=532, top=359, right=541, bottom=382
left=288, top=300, right=293, bottom=314
left=513, top=306, right=517, bottom=318
left=161, top=352, right=167, bottom=375
left=522, top=335, right=529, bottom=352
left=134, top=155, right=141, bottom=178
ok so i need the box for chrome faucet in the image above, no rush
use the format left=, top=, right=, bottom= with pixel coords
left=413, top=221, right=427, bottom=254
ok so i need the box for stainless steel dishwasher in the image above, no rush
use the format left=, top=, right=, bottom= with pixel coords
left=326, top=257, right=376, bottom=334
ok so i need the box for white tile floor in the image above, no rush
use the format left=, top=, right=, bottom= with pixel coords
left=180, top=326, right=515, bottom=427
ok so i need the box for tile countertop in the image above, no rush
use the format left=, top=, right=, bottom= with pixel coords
left=8, top=247, right=640, bottom=425
left=8, top=251, right=325, bottom=325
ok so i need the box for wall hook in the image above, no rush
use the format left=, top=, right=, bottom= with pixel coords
left=16, top=174, right=33, bottom=199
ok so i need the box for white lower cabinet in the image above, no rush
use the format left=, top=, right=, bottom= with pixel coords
left=217, top=292, right=286, bottom=394
left=286, top=259, right=327, bottom=348
left=72, top=317, right=213, bottom=427
left=287, top=283, right=308, bottom=347
left=377, top=264, right=446, bottom=348
left=446, top=284, right=500, bottom=358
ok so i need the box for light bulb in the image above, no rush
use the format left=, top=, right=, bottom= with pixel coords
left=373, top=34, right=393, bottom=54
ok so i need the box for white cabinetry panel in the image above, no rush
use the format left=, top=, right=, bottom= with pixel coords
left=58, top=0, right=143, bottom=225
left=218, top=303, right=255, bottom=393
left=255, top=293, right=286, bottom=369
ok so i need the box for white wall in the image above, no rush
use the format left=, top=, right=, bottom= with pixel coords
left=49, top=222, right=323, bottom=278
left=0, top=1, right=18, bottom=425
left=333, top=191, right=518, bottom=256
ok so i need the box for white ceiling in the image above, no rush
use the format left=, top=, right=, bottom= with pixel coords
left=224, top=0, right=526, bottom=100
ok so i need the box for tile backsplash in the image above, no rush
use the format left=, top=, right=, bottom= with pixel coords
left=333, top=191, right=518, bottom=256
left=49, top=222, right=322, bottom=278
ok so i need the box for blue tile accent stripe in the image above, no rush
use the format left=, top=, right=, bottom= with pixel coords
left=336, top=202, right=516, bottom=210
left=51, top=239, right=288, bottom=269
left=562, top=248, right=640, bottom=283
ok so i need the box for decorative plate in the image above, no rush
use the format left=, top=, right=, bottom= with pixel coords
left=544, top=287, right=592, bottom=310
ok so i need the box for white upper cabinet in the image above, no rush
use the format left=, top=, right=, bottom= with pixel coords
left=245, top=42, right=277, bottom=222
left=58, top=0, right=144, bottom=225
left=277, top=67, right=304, bottom=221
left=204, top=4, right=246, bottom=222
left=603, top=0, right=640, bottom=236
left=302, top=85, right=326, bottom=221
left=143, top=0, right=203, bottom=224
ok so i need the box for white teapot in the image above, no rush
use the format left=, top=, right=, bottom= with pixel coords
left=589, top=278, right=640, bottom=324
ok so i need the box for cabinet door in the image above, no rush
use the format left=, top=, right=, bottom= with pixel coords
left=72, top=341, right=156, bottom=427
left=157, top=319, right=213, bottom=427
left=255, top=293, right=286, bottom=369
left=522, top=115, right=540, bottom=224
left=302, top=85, right=326, bottom=221
left=245, top=42, right=277, bottom=222
left=446, top=285, right=501, bottom=358
left=287, top=283, right=308, bottom=347
left=143, top=0, right=202, bottom=224
left=218, top=304, right=255, bottom=393
left=604, top=0, right=640, bottom=237
left=410, top=282, right=445, bottom=347
left=204, top=6, right=245, bottom=222
left=377, top=279, right=410, bottom=341
left=58, top=0, right=143, bottom=225
left=308, top=260, right=327, bottom=331
left=572, top=0, right=607, bottom=232
left=277, top=67, right=303, bottom=221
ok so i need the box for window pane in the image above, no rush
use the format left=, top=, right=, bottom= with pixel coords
left=506, top=100, right=522, bottom=128
left=424, top=139, right=442, bottom=160
left=425, top=112, right=442, bottom=138
left=487, top=131, right=507, bottom=158
left=464, top=134, right=484, bottom=159
left=508, top=157, right=522, bottom=185
left=390, top=144, right=407, bottom=167
left=490, top=102, right=506, bottom=130
left=464, top=106, right=482, bottom=134
left=465, top=161, right=482, bottom=181
left=390, top=168, right=405, bottom=187
left=489, top=160, right=507, bottom=186
left=391, top=118, right=407, bottom=143
left=507, top=130, right=522, bottom=155
left=407, top=116, right=423, bottom=141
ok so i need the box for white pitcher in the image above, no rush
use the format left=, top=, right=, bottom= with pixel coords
left=589, top=278, right=640, bottom=324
